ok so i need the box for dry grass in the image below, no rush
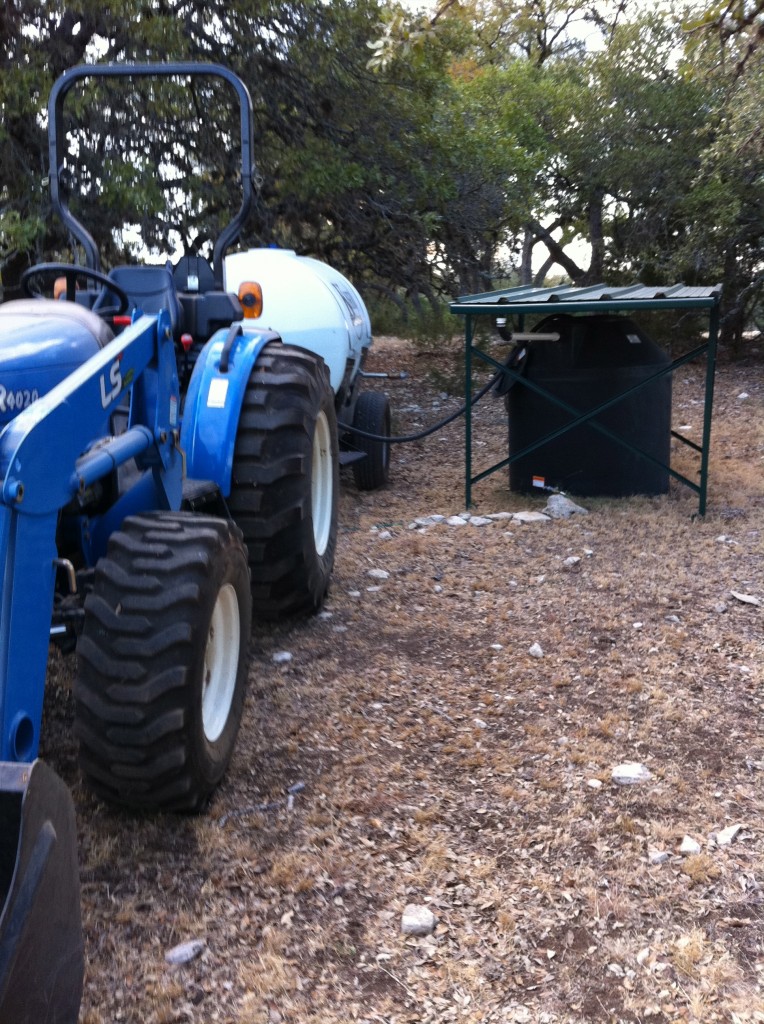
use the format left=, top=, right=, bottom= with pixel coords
left=41, top=336, right=764, bottom=1023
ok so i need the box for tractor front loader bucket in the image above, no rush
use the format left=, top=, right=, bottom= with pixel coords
left=0, top=760, right=83, bottom=1024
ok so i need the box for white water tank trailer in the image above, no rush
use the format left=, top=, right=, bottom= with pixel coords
left=224, top=248, right=372, bottom=396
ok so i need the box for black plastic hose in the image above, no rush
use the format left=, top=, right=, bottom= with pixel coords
left=338, top=370, right=502, bottom=444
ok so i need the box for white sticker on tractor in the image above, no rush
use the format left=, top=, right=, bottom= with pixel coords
left=207, top=378, right=229, bottom=409
left=0, top=386, right=39, bottom=414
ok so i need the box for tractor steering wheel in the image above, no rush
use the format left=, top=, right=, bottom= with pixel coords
left=21, top=263, right=130, bottom=318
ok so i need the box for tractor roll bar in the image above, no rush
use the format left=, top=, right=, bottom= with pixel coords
left=48, top=62, right=256, bottom=288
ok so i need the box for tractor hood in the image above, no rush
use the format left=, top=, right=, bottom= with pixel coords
left=0, top=300, right=112, bottom=425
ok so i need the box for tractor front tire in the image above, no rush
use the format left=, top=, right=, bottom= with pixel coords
left=229, top=342, right=339, bottom=619
left=74, top=512, right=251, bottom=812
left=351, top=390, right=391, bottom=491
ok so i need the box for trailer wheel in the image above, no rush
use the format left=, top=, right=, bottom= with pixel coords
left=74, top=512, right=251, bottom=812
left=351, top=391, right=391, bottom=491
left=229, top=342, right=339, bottom=619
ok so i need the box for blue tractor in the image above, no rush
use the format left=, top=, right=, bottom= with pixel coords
left=0, top=62, right=388, bottom=1021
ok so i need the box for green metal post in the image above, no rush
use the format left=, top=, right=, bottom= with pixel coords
left=698, top=306, right=720, bottom=516
left=465, top=315, right=473, bottom=508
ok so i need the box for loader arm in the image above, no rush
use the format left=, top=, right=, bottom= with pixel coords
left=0, top=311, right=182, bottom=763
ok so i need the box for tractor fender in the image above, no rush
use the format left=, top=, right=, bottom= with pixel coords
left=180, top=326, right=278, bottom=496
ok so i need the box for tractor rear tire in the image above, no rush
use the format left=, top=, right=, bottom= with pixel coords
left=229, top=342, right=339, bottom=619
left=74, top=512, right=251, bottom=812
left=351, top=391, right=391, bottom=491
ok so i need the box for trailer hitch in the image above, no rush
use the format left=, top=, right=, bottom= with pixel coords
left=0, top=760, right=83, bottom=1024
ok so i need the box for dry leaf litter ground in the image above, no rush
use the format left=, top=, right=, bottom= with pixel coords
left=41, top=334, right=763, bottom=1024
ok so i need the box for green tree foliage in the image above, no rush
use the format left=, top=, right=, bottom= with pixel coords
left=0, top=0, right=547, bottom=301
left=531, top=12, right=712, bottom=285
left=2, top=2, right=386, bottom=289
left=236, top=0, right=478, bottom=300
left=304, top=23, right=551, bottom=298
left=684, top=0, right=764, bottom=76
left=0, top=0, right=191, bottom=294
left=0, top=0, right=761, bottom=351
left=680, top=1, right=764, bottom=347
left=366, top=0, right=762, bottom=347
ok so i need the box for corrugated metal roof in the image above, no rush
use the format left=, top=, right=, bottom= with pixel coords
left=451, top=282, right=722, bottom=313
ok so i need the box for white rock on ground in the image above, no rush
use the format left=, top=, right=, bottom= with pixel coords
left=401, top=904, right=437, bottom=937
left=543, top=494, right=589, bottom=519
left=528, top=642, right=544, bottom=659
left=406, top=507, right=592, bottom=528
left=679, top=836, right=702, bottom=855
left=412, top=515, right=444, bottom=528
left=716, top=823, right=744, bottom=847
left=514, top=511, right=551, bottom=524
left=368, top=569, right=390, bottom=580
left=611, top=762, right=652, bottom=785
left=272, top=651, right=293, bottom=664
left=165, top=939, right=206, bottom=965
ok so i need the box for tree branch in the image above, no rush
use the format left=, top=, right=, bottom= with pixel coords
left=526, top=219, right=586, bottom=281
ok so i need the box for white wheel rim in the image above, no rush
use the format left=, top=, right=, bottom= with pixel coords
left=202, top=583, right=240, bottom=743
left=312, top=410, right=333, bottom=557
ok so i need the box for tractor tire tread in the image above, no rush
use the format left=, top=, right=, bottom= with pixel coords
left=351, top=391, right=391, bottom=491
left=74, top=511, right=251, bottom=812
left=228, top=341, right=338, bottom=619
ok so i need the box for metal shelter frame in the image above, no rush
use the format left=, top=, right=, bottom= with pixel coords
left=449, top=283, right=723, bottom=515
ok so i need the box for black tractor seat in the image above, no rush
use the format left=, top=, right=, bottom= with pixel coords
left=101, top=265, right=183, bottom=335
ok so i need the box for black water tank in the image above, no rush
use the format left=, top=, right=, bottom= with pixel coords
left=506, top=314, right=671, bottom=497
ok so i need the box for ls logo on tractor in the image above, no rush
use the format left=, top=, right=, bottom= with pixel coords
left=100, top=358, right=123, bottom=409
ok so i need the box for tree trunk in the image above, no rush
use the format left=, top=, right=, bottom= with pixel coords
left=719, top=247, right=754, bottom=356
left=582, top=188, right=605, bottom=285
left=520, top=227, right=534, bottom=285
left=526, top=219, right=586, bottom=283
left=533, top=255, right=555, bottom=286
